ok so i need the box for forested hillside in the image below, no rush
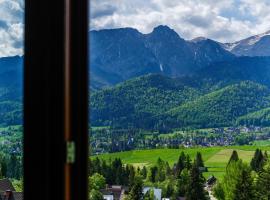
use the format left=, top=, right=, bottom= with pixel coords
left=0, top=56, right=23, bottom=126
left=90, top=74, right=201, bottom=128
left=165, top=81, right=270, bottom=128
left=237, top=107, right=270, bottom=126
left=91, top=75, right=270, bottom=130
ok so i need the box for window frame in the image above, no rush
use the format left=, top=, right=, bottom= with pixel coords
left=24, top=0, right=88, bottom=199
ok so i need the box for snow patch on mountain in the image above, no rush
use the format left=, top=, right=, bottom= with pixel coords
left=160, top=63, right=164, bottom=72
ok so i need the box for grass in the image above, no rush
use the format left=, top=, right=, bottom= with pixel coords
left=93, top=145, right=270, bottom=180
left=252, top=139, right=270, bottom=146
left=205, top=149, right=256, bottom=180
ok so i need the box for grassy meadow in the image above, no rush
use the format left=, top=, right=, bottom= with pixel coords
left=93, top=145, right=270, bottom=180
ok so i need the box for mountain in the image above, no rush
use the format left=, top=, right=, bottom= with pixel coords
left=0, top=56, right=23, bottom=101
left=0, top=56, right=23, bottom=126
left=90, top=25, right=235, bottom=88
left=90, top=28, right=161, bottom=89
left=90, top=74, right=201, bottom=128
left=193, top=57, right=270, bottom=90
left=165, top=81, right=270, bottom=128
left=223, top=30, right=270, bottom=56
left=90, top=72, right=270, bottom=130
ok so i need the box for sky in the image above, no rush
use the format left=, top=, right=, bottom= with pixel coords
left=90, top=0, right=270, bottom=41
left=1, top=0, right=270, bottom=57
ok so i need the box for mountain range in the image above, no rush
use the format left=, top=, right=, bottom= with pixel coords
left=90, top=25, right=270, bottom=89
left=2, top=25, right=270, bottom=129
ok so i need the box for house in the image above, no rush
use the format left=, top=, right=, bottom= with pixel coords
left=205, top=175, right=217, bottom=190
left=100, top=185, right=126, bottom=200
left=0, top=179, right=23, bottom=200
left=143, top=187, right=162, bottom=200
left=177, top=197, right=186, bottom=200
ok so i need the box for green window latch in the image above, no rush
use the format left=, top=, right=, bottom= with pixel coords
left=66, top=141, right=76, bottom=164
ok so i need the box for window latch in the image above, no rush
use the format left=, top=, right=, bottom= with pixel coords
left=66, top=141, right=76, bottom=164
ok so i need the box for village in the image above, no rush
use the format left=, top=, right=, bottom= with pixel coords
left=91, top=126, right=270, bottom=155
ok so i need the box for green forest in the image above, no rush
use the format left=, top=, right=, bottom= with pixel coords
left=91, top=74, right=270, bottom=130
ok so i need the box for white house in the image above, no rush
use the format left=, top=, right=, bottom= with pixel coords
left=143, top=187, right=162, bottom=200
left=103, top=195, right=114, bottom=200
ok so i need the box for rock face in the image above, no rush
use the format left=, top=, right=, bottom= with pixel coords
left=90, top=25, right=235, bottom=88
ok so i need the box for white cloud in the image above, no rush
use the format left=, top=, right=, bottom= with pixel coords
left=0, top=0, right=270, bottom=57
left=0, top=0, right=24, bottom=57
left=90, top=0, right=270, bottom=43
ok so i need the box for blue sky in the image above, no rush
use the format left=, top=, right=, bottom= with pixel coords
left=0, top=0, right=270, bottom=57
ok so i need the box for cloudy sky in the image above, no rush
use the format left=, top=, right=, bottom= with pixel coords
left=1, top=0, right=270, bottom=57
left=0, top=0, right=23, bottom=57
left=90, top=0, right=270, bottom=42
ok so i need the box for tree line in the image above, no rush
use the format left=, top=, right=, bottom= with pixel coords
left=89, top=152, right=210, bottom=200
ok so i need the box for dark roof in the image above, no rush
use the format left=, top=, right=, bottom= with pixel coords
left=206, top=176, right=217, bottom=185
left=0, top=179, right=15, bottom=192
left=0, top=192, right=23, bottom=200
left=101, top=186, right=125, bottom=200
left=12, top=192, right=23, bottom=200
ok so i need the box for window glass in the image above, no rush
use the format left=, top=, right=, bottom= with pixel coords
left=0, top=0, right=24, bottom=193
left=88, top=1, right=270, bottom=199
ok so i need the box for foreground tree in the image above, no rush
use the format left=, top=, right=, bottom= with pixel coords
left=227, top=150, right=239, bottom=167
left=143, top=189, right=155, bottom=200
left=222, top=160, right=255, bottom=200
left=250, top=149, right=265, bottom=172
left=194, top=152, right=204, bottom=168
left=127, top=175, right=144, bottom=200
left=255, top=161, right=270, bottom=199
left=89, top=173, right=106, bottom=191
left=141, top=166, right=147, bottom=179
left=233, top=166, right=255, bottom=200
left=213, top=182, right=225, bottom=200
left=186, top=164, right=208, bottom=200
left=175, top=152, right=186, bottom=176
left=89, top=189, right=103, bottom=200
left=176, top=168, right=189, bottom=197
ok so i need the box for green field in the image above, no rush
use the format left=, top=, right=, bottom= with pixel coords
left=94, top=146, right=270, bottom=180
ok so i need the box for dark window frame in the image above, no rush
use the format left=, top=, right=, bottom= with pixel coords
left=24, top=0, right=88, bottom=199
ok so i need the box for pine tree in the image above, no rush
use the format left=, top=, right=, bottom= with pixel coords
left=177, top=168, right=189, bottom=197
left=250, top=149, right=264, bottom=172
left=194, top=152, right=204, bottom=168
left=128, top=165, right=136, bottom=187
left=213, top=182, right=225, bottom=200
left=227, top=150, right=239, bottom=167
left=175, top=152, right=186, bottom=176
left=165, top=182, right=175, bottom=198
left=255, top=162, right=270, bottom=199
left=127, top=175, right=144, bottom=200
left=149, top=166, right=158, bottom=183
left=234, top=167, right=255, bottom=200
left=186, top=164, right=208, bottom=200
left=7, top=154, right=20, bottom=179
left=141, top=166, right=147, bottom=179
left=185, top=154, right=192, bottom=170
left=223, top=160, right=255, bottom=200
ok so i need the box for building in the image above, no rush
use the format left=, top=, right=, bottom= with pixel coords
left=205, top=175, right=217, bottom=190
left=143, top=187, right=162, bottom=200
left=0, top=179, right=23, bottom=200
left=100, top=185, right=126, bottom=200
